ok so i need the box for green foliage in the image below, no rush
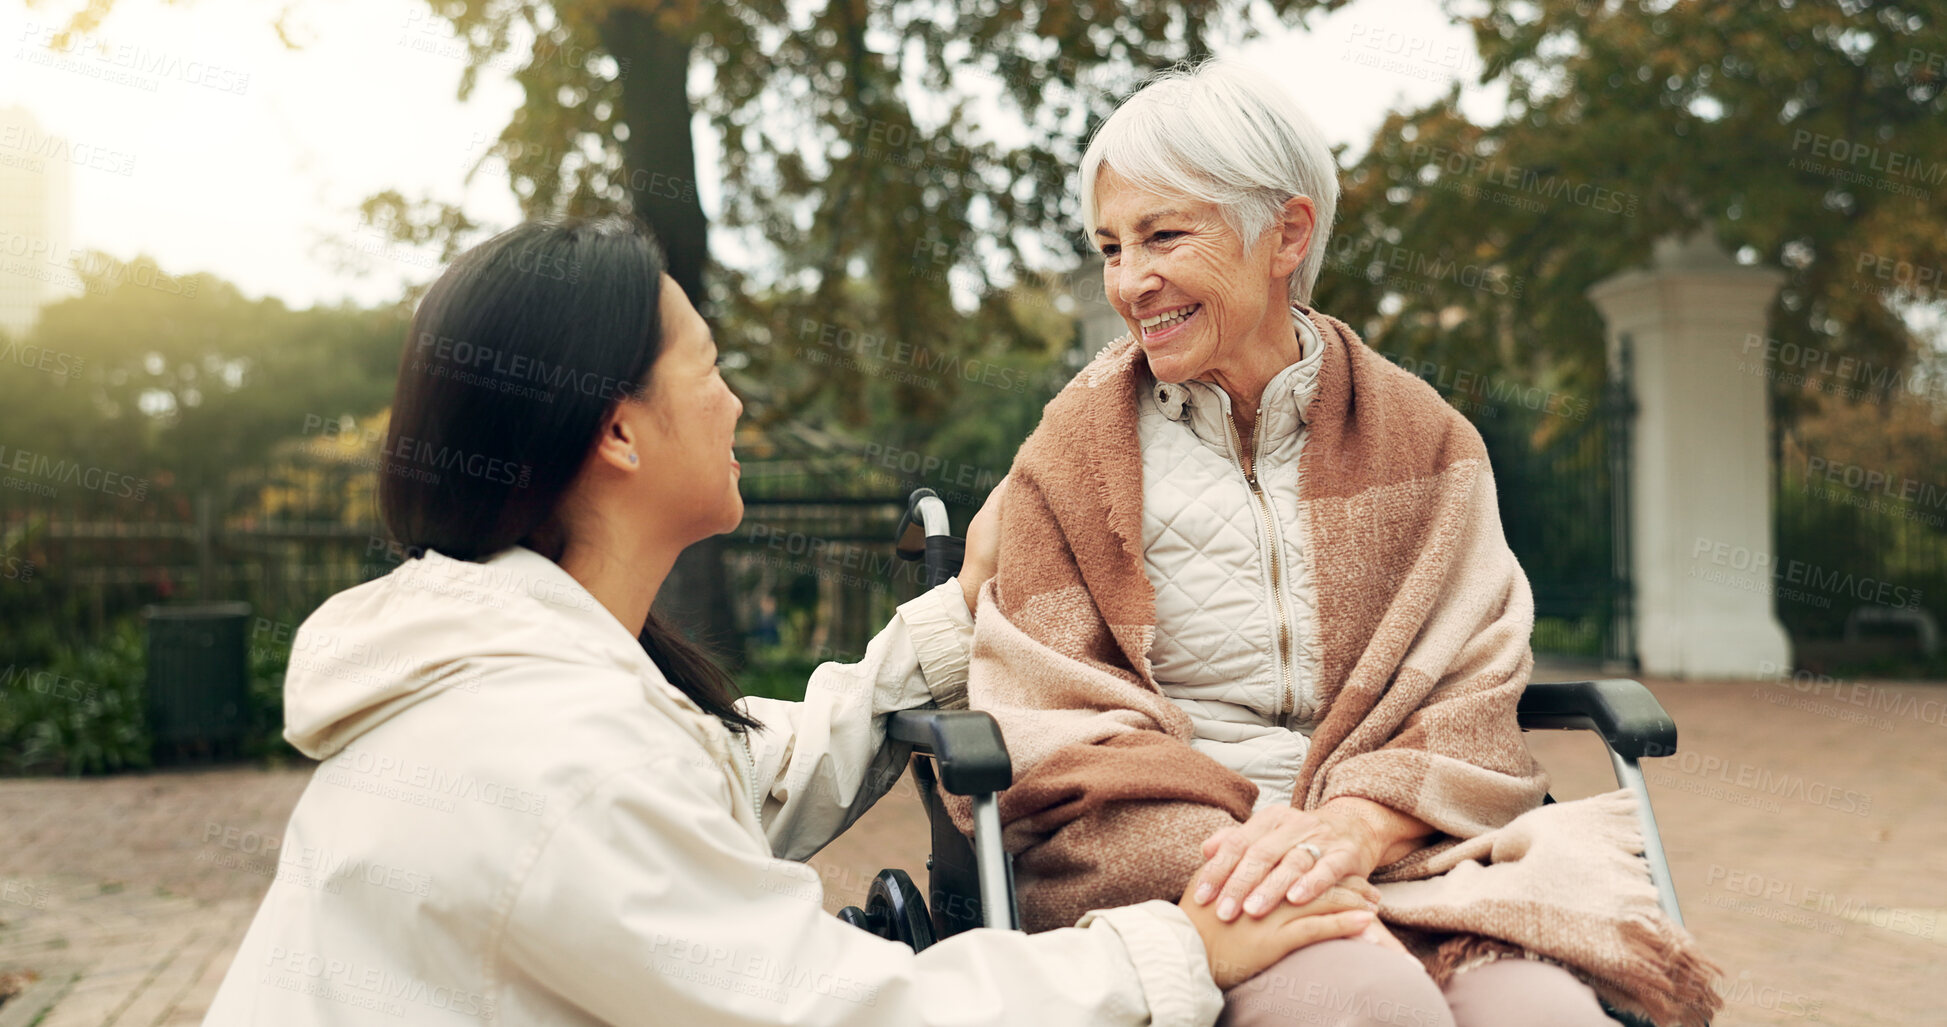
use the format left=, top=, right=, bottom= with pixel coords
left=1774, top=476, right=1947, bottom=640
left=0, top=516, right=66, bottom=672
left=0, top=612, right=303, bottom=776
left=735, top=653, right=822, bottom=704
left=1533, top=617, right=1604, bottom=658
left=0, top=619, right=149, bottom=776
left=0, top=260, right=405, bottom=496
left=0, top=257, right=399, bottom=776
left=0, top=263, right=405, bottom=671
left=1315, top=0, right=1947, bottom=426
left=246, top=633, right=300, bottom=764
left=355, top=1, right=1344, bottom=439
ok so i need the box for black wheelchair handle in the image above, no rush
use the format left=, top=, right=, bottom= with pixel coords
left=894, top=488, right=964, bottom=588
left=1517, top=679, right=1678, bottom=760
left=888, top=709, right=1012, bottom=795
left=895, top=488, right=943, bottom=559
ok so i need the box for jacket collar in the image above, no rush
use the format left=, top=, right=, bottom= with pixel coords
left=478, top=546, right=755, bottom=807
left=475, top=547, right=729, bottom=725
left=475, top=546, right=645, bottom=668
left=1151, top=307, right=1326, bottom=452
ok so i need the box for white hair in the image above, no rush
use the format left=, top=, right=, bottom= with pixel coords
left=1079, top=58, right=1339, bottom=305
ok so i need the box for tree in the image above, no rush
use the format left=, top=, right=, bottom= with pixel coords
left=3, top=253, right=402, bottom=496
left=1308, top=0, right=1946, bottom=432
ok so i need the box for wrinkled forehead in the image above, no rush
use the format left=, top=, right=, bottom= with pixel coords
left=1089, top=168, right=1213, bottom=234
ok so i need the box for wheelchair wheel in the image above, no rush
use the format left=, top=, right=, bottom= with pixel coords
left=834, top=868, right=937, bottom=952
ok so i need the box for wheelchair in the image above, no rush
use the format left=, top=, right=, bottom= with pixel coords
left=835, top=488, right=1693, bottom=1027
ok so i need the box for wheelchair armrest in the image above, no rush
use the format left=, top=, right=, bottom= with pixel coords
left=1517, top=679, right=1677, bottom=760
left=889, top=710, right=1012, bottom=795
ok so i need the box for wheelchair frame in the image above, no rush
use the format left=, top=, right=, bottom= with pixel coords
left=834, top=488, right=1690, bottom=1027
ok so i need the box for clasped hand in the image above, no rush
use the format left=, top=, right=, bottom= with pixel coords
left=1191, top=804, right=1383, bottom=922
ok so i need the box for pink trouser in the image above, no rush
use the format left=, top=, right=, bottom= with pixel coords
left=1218, top=939, right=1614, bottom=1027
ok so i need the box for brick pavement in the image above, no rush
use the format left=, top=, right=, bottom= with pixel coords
left=0, top=769, right=311, bottom=1025
left=1516, top=674, right=1946, bottom=1026
left=1, top=676, right=1941, bottom=1025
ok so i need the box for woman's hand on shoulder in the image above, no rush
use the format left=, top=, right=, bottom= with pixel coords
left=959, top=476, right=1008, bottom=615
left=1189, top=804, right=1384, bottom=923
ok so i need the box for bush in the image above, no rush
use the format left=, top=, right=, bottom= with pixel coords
left=1532, top=617, right=1603, bottom=658
left=0, top=619, right=150, bottom=776
left=735, top=648, right=821, bottom=703
left=246, top=635, right=300, bottom=763
left=0, top=613, right=302, bottom=776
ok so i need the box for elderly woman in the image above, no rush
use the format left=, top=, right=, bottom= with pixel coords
left=964, top=60, right=1718, bottom=1027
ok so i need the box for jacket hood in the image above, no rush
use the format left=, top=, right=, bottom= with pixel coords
left=281, top=546, right=641, bottom=759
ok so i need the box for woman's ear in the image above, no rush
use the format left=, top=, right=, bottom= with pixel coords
left=592, top=403, right=641, bottom=473
left=1271, top=194, right=1316, bottom=281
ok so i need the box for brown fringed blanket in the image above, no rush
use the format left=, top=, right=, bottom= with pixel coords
left=963, top=309, right=1721, bottom=1026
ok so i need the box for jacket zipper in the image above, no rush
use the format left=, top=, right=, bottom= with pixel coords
left=735, top=730, right=764, bottom=825
left=1221, top=404, right=1299, bottom=721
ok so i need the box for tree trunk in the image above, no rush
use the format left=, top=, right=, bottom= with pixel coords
left=598, top=7, right=745, bottom=669
left=601, top=7, right=709, bottom=298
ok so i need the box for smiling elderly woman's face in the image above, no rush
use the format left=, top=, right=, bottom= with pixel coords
left=1093, top=167, right=1311, bottom=388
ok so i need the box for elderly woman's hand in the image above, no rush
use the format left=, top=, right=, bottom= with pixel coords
left=1191, top=797, right=1435, bottom=922
left=1190, top=804, right=1382, bottom=923
left=958, top=476, right=1008, bottom=615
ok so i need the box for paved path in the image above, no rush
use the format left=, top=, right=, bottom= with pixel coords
left=1522, top=675, right=1947, bottom=1026
left=1, top=676, right=1941, bottom=1025
left=0, top=768, right=310, bottom=1025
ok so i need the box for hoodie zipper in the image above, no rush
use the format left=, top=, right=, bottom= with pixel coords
left=735, top=731, right=764, bottom=825
left=1221, top=401, right=1299, bottom=722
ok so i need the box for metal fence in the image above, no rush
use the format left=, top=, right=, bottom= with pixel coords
left=1422, top=363, right=1635, bottom=664
left=1774, top=435, right=1947, bottom=663
left=0, top=459, right=386, bottom=657
left=0, top=448, right=932, bottom=672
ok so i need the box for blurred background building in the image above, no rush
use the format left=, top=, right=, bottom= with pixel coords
left=0, top=106, right=75, bottom=341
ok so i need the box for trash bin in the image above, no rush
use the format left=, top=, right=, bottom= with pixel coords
left=143, top=601, right=252, bottom=763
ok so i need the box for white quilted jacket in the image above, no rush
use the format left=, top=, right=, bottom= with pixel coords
left=1139, top=309, right=1327, bottom=811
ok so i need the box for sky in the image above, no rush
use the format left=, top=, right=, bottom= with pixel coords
left=2, top=0, right=1504, bottom=311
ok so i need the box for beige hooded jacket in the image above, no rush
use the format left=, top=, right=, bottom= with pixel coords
left=202, top=545, right=1222, bottom=1027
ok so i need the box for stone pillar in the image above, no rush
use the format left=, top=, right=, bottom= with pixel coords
left=1070, top=253, right=1127, bottom=360
left=1587, top=233, right=1791, bottom=679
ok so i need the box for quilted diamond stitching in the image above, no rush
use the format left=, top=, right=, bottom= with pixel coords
left=1137, top=327, right=1327, bottom=723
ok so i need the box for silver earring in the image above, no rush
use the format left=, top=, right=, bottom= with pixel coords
left=628, top=453, right=639, bottom=465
